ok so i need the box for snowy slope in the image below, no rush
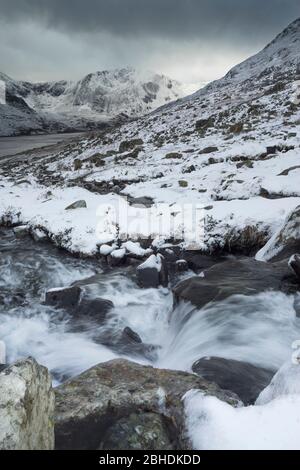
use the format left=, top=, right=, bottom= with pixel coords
left=0, top=18, right=300, bottom=256
left=0, top=68, right=186, bottom=136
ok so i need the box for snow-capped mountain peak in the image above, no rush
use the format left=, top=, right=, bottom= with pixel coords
left=0, top=67, right=187, bottom=136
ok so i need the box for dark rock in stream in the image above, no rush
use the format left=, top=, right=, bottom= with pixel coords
left=55, top=359, right=240, bottom=450
left=45, top=285, right=113, bottom=320
left=192, top=357, right=274, bottom=405
left=289, top=254, right=300, bottom=281
left=45, top=286, right=81, bottom=310
left=137, top=254, right=169, bottom=289
left=173, top=258, right=299, bottom=309
left=121, top=327, right=142, bottom=345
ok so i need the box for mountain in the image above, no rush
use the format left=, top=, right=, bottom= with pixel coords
left=0, top=68, right=187, bottom=136
left=1, top=18, right=300, bottom=256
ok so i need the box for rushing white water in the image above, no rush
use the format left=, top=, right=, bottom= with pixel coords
left=1, top=228, right=300, bottom=448
left=1, top=228, right=300, bottom=383
left=0, top=229, right=173, bottom=382
left=157, top=291, right=300, bottom=372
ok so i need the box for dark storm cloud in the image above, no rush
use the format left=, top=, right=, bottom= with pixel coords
left=1, top=0, right=299, bottom=40
left=0, top=1, right=299, bottom=83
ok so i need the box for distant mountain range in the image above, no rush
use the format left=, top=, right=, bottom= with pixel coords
left=0, top=68, right=193, bottom=136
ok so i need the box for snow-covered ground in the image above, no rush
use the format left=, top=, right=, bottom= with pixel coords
left=1, top=19, right=299, bottom=257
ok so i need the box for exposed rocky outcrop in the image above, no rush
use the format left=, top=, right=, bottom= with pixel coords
left=256, top=206, right=300, bottom=262
left=192, top=356, right=274, bottom=405
left=0, top=358, right=54, bottom=450
left=173, top=258, right=298, bottom=309
left=55, top=359, right=240, bottom=450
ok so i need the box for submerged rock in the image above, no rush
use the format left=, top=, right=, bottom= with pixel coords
left=0, top=358, right=54, bottom=450
left=173, top=258, right=298, bottom=309
left=192, top=356, right=274, bottom=405
left=55, top=359, right=240, bottom=450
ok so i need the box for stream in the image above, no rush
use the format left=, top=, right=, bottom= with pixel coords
left=0, top=228, right=300, bottom=385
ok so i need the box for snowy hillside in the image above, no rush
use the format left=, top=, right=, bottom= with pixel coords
left=0, top=68, right=186, bottom=136
left=0, top=18, right=299, bottom=256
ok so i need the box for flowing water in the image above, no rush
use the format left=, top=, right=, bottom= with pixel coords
left=1, top=228, right=300, bottom=386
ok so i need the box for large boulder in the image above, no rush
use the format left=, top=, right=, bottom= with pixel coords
left=256, top=206, right=300, bottom=262
left=0, top=358, right=54, bottom=450
left=137, top=254, right=169, bottom=288
left=173, top=258, right=297, bottom=309
left=55, top=359, right=240, bottom=450
left=192, top=357, right=274, bottom=405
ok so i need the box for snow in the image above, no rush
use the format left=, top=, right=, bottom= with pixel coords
left=110, top=248, right=126, bottom=259
left=0, top=67, right=188, bottom=136
left=257, top=361, right=300, bottom=405
left=137, top=254, right=162, bottom=272
left=122, top=241, right=152, bottom=257
left=0, top=21, right=300, bottom=257
left=99, top=244, right=116, bottom=256
left=184, top=389, right=300, bottom=450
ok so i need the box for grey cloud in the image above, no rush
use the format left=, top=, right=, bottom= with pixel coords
left=0, top=1, right=299, bottom=83
left=0, top=0, right=299, bottom=40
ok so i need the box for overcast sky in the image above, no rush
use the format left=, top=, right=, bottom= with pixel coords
left=0, top=0, right=299, bottom=85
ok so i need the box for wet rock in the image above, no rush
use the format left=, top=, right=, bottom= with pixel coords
left=65, top=200, right=87, bottom=210
left=45, top=285, right=113, bottom=320
left=45, top=285, right=82, bottom=310
left=13, top=225, right=28, bottom=238
left=176, top=260, right=189, bottom=272
left=289, top=254, right=300, bottom=281
left=77, top=297, right=114, bottom=321
left=256, top=205, right=300, bottom=262
left=173, top=258, right=297, bottom=309
left=121, top=327, right=142, bottom=345
left=182, top=252, right=224, bottom=272
left=0, top=358, right=54, bottom=450
left=137, top=254, right=169, bottom=288
left=55, top=359, right=240, bottom=450
left=192, top=356, right=274, bottom=405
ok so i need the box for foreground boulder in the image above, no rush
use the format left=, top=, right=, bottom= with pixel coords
left=55, top=359, right=240, bottom=450
left=0, top=358, right=54, bottom=450
left=256, top=205, right=300, bottom=262
left=173, top=258, right=298, bottom=309
left=192, top=357, right=274, bottom=405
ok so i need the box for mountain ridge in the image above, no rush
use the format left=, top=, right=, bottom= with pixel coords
left=0, top=67, right=188, bottom=136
